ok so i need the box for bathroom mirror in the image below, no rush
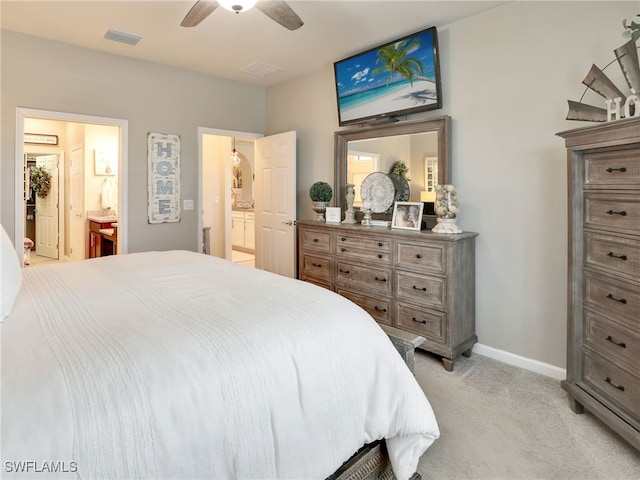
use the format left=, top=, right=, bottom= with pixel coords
left=334, top=115, right=451, bottom=214
left=231, top=141, right=255, bottom=207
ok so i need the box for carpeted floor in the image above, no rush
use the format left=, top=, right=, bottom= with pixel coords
left=414, top=351, right=640, bottom=479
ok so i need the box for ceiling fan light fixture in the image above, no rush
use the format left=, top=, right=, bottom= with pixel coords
left=218, top=0, right=257, bottom=14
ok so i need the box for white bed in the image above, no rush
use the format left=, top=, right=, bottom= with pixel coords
left=1, top=229, right=439, bottom=479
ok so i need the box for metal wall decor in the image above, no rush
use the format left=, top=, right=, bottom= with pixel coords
left=567, top=40, right=640, bottom=122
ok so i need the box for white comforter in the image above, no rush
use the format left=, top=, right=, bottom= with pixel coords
left=1, top=251, right=439, bottom=479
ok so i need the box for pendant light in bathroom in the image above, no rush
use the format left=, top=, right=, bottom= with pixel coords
left=231, top=138, right=241, bottom=166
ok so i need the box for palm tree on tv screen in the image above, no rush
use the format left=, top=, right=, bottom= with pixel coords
left=372, top=38, right=431, bottom=87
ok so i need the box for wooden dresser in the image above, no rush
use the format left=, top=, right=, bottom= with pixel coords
left=557, top=117, right=640, bottom=451
left=297, top=220, right=478, bottom=371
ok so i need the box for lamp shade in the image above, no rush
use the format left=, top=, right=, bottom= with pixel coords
left=420, top=191, right=436, bottom=202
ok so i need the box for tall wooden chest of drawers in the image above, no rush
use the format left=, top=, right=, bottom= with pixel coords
left=297, top=220, right=478, bottom=371
left=558, top=117, right=640, bottom=451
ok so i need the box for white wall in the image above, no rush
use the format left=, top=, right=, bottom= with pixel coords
left=1, top=30, right=266, bottom=252
left=266, top=1, right=640, bottom=368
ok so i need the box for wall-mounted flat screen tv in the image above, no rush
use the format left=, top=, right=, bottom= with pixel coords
left=334, top=26, right=442, bottom=126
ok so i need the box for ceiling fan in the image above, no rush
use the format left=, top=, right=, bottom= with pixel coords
left=181, top=0, right=304, bottom=31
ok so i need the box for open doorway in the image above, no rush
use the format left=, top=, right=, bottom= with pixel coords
left=15, top=108, right=128, bottom=264
left=199, top=128, right=261, bottom=268
left=198, top=127, right=298, bottom=278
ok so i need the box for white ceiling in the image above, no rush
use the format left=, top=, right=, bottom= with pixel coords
left=1, top=1, right=507, bottom=87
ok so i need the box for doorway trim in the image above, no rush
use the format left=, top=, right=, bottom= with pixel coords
left=197, top=127, right=262, bottom=259
left=14, top=107, right=129, bottom=255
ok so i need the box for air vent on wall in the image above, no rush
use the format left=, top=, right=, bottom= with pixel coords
left=104, top=29, right=143, bottom=46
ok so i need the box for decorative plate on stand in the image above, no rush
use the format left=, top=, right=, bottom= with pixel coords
left=361, top=172, right=395, bottom=213
left=388, top=173, right=410, bottom=207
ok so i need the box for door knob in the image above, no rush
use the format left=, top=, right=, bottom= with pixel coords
left=282, top=220, right=295, bottom=226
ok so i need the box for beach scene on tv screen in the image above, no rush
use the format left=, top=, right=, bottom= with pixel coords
left=335, top=29, right=439, bottom=123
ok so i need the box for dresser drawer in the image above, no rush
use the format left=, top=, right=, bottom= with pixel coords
left=585, top=231, right=640, bottom=279
left=336, top=244, right=391, bottom=265
left=300, top=254, right=332, bottom=282
left=583, top=350, right=640, bottom=424
left=396, top=241, right=446, bottom=275
left=584, top=147, right=640, bottom=189
left=301, top=228, right=332, bottom=253
left=335, top=262, right=392, bottom=294
left=584, top=193, right=640, bottom=235
left=335, top=233, right=391, bottom=252
left=584, top=271, right=640, bottom=327
left=395, top=271, right=446, bottom=310
left=337, top=288, right=392, bottom=326
left=584, top=308, right=640, bottom=373
left=395, top=302, right=446, bottom=343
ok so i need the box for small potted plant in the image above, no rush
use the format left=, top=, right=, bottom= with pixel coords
left=309, top=181, right=333, bottom=221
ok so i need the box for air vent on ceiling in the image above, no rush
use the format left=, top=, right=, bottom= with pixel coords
left=239, top=62, right=283, bottom=77
left=104, top=29, right=143, bottom=46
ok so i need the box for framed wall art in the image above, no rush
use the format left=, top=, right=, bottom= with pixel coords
left=94, top=149, right=116, bottom=176
left=391, top=201, right=423, bottom=231
left=24, top=133, right=58, bottom=145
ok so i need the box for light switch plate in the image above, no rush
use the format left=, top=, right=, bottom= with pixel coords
left=184, top=199, right=194, bottom=210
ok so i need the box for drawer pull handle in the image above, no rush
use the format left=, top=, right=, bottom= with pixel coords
left=375, top=276, right=387, bottom=283
left=606, top=209, right=627, bottom=216
left=374, top=306, right=387, bottom=313
left=412, top=317, right=427, bottom=325
left=378, top=242, right=384, bottom=247
left=378, top=254, right=383, bottom=259
left=607, top=252, right=628, bottom=261
left=416, top=254, right=422, bottom=259
left=412, top=285, right=427, bottom=292
left=604, top=377, right=625, bottom=391
left=311, top=263, right=322, bottom=268
left=339, top=268, right=350, bottom=274
left=341, top=248, right=348, bottom=252
left=341, top=237, right=347, bottom=242
left=606, top=293, right=627, bottom=304
left=606, top=335, right=626, bottom=348
left=313, top=238, right=319, bottom=243
left=605, top=167, right=627, bottom=173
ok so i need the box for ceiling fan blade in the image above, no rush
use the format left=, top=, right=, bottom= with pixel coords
left=181, top=0, right=219, bottom=27
left=255, top=1, right=303, bottom=31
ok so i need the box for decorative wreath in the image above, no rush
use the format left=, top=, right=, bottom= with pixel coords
left=31, top=166, right=52, bottom=198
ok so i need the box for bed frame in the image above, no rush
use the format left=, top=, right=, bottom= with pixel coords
left=328, top=327, right=425, bottom=480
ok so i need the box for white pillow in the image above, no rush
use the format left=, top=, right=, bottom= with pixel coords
left=1, top=224, right=22, bottom=320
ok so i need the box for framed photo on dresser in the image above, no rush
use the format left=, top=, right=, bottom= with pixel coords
left=391, top=201, right=423, bottom=231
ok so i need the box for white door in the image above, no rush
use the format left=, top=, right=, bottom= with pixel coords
left=35, top=155, right=59, bottom=259
left=69, top=146, right=85, bottom=261
left=254, top=131, right=296, bottom=278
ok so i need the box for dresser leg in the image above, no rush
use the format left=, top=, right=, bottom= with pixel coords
left=462, top=347, right=472, bottom=358
left=567, top=396, right=584, bottom=414
left=441, top=357, right=454, bottom=371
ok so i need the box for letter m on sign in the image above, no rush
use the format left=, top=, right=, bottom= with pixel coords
left=156, top=180, right=174, bottom=195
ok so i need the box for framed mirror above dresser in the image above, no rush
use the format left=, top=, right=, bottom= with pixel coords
left=298, top=115, right=479, bottom=371
left=334, top=115, right=451, bottom=218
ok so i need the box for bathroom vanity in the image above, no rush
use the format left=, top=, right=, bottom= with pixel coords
left=231, top=209, right=255, bottom=253
left=87, top=213, right=118, bottom=258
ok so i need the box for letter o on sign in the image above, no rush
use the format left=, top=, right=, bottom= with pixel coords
left=156, top=161, right=174, bottom=176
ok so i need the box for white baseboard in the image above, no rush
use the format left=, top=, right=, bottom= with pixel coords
left=472, top=343, right=566, bottom=380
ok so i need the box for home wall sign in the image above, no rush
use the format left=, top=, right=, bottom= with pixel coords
left=148, top=132, right=181, bottom=224
left=24, top=133, right=58, bottom=145
left=566, top=39, right=640, bottom=123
